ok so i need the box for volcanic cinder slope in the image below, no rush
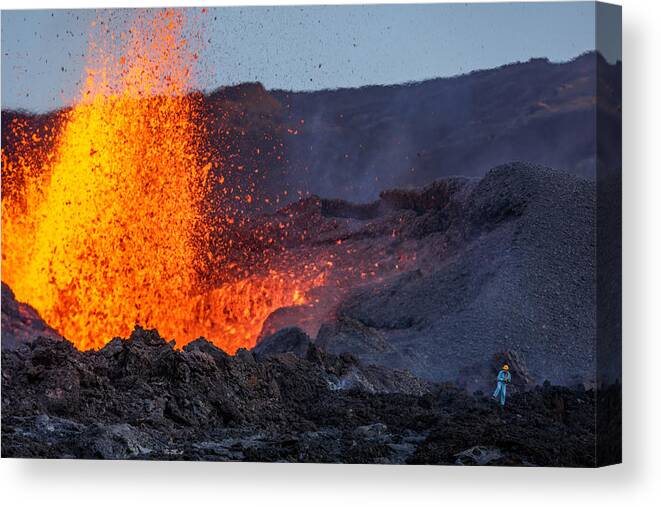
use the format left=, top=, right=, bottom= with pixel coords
left=1, top=283, right=63, bottom=350
left=252, top=163, right=597, bottom=393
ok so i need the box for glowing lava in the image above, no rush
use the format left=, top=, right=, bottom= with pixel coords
left=1, top=9, right=324, bottom=352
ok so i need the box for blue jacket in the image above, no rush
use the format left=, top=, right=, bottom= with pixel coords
left=497, top=370, right=511, bottom=383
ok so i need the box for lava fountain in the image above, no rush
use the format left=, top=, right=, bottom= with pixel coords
left=1, top=9, right=324, bottom=352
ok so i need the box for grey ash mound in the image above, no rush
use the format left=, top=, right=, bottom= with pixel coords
left=274, top=162, right=596, bottom=392
left=2, top=327, right=602, bottom=465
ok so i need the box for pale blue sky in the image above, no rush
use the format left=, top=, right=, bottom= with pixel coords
left=1, top=2, right=617, bottom=112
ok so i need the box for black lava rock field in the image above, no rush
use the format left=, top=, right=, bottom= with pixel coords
left=2, top=327, right=608, bottom=465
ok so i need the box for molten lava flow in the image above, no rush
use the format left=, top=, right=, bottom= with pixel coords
left=1, top=9, right=324, bottom=352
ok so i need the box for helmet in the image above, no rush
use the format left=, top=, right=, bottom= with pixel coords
left=502, top=364, right=509, bottom=371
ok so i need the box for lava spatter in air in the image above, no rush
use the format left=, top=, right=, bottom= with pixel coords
left=1, top=9, right=324, bottom=353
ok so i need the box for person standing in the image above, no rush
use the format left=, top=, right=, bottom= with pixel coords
left=492, top=364, right=511, bottom=407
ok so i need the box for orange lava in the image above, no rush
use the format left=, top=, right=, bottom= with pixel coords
left=1, top=9, right=324, bottom=352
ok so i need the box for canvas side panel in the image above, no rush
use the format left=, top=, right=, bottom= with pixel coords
left=595, top=1, right=622, bottom=467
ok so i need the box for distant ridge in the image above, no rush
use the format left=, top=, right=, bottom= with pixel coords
left=2, top=51, right=620, bottom=205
